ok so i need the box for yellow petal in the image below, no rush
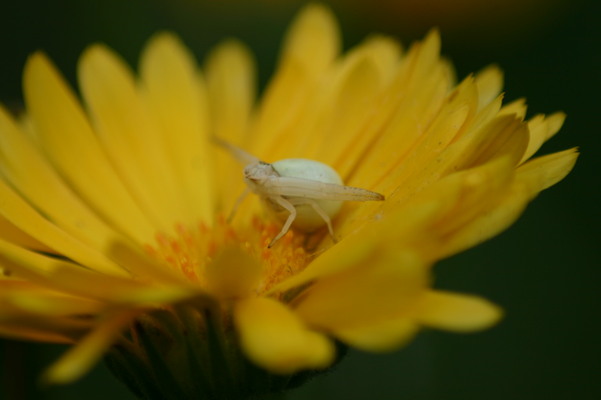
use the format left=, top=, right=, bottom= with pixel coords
left=0, top=179, right=128, bottom=277
left=457, top=114, right=528, bottom=170
left=435, top=114, right=527, bottom=177
left=0, top=105, right=129, bottom=253
left=0, top=212, right=51, bottom=253
left=23, top=52, right=155, bottom=244
left=367, top=76, right=476, bottom=197
left=520, top=112, right=566, bottom=163
left=5, top=296, right=100, bottom=318
left=398, top=157, right=517, bottom=260
left=432, top=182, right=530, bottom=259
left=204, top=246, right=262, bottom=299
left=274, top=193, right=443, bottom=293
left=348, top=133, right=512, bottom=239
left=251, top=3, right=339, bottom=157
left=43, top=310, right=137, bottom=384
left=391, top=29, right=444, bottom=91
left=333, top=34, right=401, bottom=85
left=0, top=315, right=90, bottom=344
left=474, top=64, right=503, bottom=110
left=469, top=94, right=503, bottom=134
left=0, top=325, right=77, bottom=344
left=140, top=32, right=214, bottom=225
left=516, top=148, right=578, bottom=196
left=0, top=236, right=95, bottom=277
left=334, top=318, right=419, bottom=353
left=0, top=282, right=103, bottom=316
left=419, top=157, right=514, bottom=228
left=426, top=149, right=576, bottom=260
left=307, top=35, right=401, bottom=165
left=413, top=290, right=503, bottom=332
left=294, top=251, right=428, bottom=331
left=272, top=222, right=379, bottom=293
left=78, top=44, right=185, bottom=232
left=261, top=35, right=397, bottom=175
left=291, top=251, right=433, bottom=352
left=204, top=39, right=256, bottom=212
left=317, top=50, right=387, bottom=173
left=0, top=237, right=191, bottom=307
left=103, top=238, right=188, bottom=285
left=234, top=297, right=334, bottom=374
left=205, top=39, right=256, bottom=146
left=0, top=281, right=93, bottom=341
left=345, top=32, right=455, bottom=195
left=279, top=3, right=340, bottom=76
left=499, top=98, right=527, bottom=119
left=336, top=156, right=515, bottom=264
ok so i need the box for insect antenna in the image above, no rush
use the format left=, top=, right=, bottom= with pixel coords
left=212, top=136, right=261, bottom=165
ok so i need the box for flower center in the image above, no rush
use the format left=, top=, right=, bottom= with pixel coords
left=144, top=216, right=311, bottom=296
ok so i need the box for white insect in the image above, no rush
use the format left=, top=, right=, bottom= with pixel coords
left=215, top=138, right=385, bottom=247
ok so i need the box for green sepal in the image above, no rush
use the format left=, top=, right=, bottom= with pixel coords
left=105, top=303, right=347, bottom=400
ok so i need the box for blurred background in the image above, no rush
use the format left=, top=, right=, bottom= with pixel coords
left=0, top=0, right=599, bottom=399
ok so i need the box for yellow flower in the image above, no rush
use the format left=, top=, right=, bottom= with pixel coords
left=0, top=3, right=576, bottom=398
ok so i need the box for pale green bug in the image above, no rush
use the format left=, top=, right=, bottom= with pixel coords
left=215, top=138, right=384, bottom=247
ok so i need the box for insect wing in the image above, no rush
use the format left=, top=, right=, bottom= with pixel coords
left=272, top=176, right=384, bottom=201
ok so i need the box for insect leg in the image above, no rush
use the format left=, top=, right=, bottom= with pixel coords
left=268, top=196, right=297, bottom=248
left=303, top=199, right=338, bottom=243
left=228, top=187, right=250, bottom=223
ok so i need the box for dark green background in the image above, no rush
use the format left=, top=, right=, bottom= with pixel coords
left=0, top=1, right=599, bottom=399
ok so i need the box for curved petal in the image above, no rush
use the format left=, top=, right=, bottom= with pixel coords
left=0, top=105, right=129, bottom=254
left=278, top=34, right=402, bottom=164
left=346, top=31, right=454, bottom=193
left=291, top=155, right=518, bottom=270
left=140, top=33, right=214, bottom=225
left=385, top=157, right=517, bottom=261
left=273, top=193, right=442, bottom=292
left=474, top=64, right=503, bottom=110
left=428, top=149, right=576, bottom=259
left=294, top=251, right=427, bottom=331
left=204, top=39, right=256, bottom=212
left=78, top=44, right=186, bottom=232
left=317, top=48, right=388, bottom=172
left=521, top=112, right=566, bottom=163
left=0, top=238, right=144, bottom=301
left=0, top=213, right=51, bottom=252
left=0, top=325, right=79, bottom=344
left=0, top=237, right=195, bottom=308
left=516, top=148, right=578, bottom=195
left=234, top=297, right=334, bottom=374
left=412, top=290, right=503, bottom=332
left=0, top=178, right=129, bottom=277
left=359, top=76, right=476, bottom=196
left=334, top=318, right=419, bottom=353
left=499, top=98, right=527, bottom=119
left=0, top=281, right=103, bottom=316
left=431, top=183, right=530, bottom=259
left=0, top=295, right=94, bottom=342
left=251, top=3, right=340, bottom=157
left=204, top=246, right=262, bottom=299
left=278, top=3, right=340, bottom=77
left=205, top=39, right=256, bottom=146
left=422, top=114, right=526, bottom=185
left=43, top=310, right=138, bottom=384
left=23, top=52, right=155, bottom=244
